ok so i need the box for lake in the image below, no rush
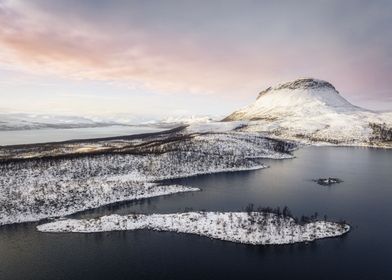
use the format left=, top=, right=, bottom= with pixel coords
left=0, top=146, right=391, bottom=280
left=0, top=125, right=165, bottom=146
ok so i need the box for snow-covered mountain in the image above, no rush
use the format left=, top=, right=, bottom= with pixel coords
left=224, top=78, right=392, bottom=147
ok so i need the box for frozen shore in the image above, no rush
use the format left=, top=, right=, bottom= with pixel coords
left=37, top=212, right=350, bottom=245
left=0, top=183, right=199, bottom=226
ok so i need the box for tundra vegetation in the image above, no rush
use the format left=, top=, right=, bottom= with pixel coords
left=0, top=128, right=296, bottom=226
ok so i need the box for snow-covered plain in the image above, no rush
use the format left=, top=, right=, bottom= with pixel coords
left=0, top=129, right=295, bottom=226
left=224, top=78, right=392, bottom=147
left=37, top=212, right=350, bottom=245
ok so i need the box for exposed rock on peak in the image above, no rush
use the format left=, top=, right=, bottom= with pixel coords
left=257, top=78, right=337, bottom=99
left=276, top=78, right=336, bottom=91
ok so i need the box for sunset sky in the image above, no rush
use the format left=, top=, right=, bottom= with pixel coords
left=1, top=0, right=392, bottom=120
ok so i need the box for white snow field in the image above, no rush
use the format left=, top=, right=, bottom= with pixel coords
left=224, top=78, right=392, bottom=147
left=0, top=129, right=295, bottom=226
left=37, top=212, right=350, bottom=245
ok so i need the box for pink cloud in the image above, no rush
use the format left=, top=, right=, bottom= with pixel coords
left=0, top=1, right=272, bottom=98
left=0, top=0, right=391, bottom=107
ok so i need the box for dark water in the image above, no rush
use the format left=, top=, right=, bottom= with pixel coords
left=1, top=147, right=391, bottom=280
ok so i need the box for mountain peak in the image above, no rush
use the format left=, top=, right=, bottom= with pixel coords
left=257, top=78, right=337, bottom=99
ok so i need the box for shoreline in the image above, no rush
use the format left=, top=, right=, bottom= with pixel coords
left=0, top=129, right=293, bottom=227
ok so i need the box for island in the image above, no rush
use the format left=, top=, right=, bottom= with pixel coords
left=37, top=211, right=350, bottom=245
left=313, top=177, right=343, bottom=186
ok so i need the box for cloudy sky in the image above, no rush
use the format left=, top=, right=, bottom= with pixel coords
left=0, top=0, right=391, bottom=120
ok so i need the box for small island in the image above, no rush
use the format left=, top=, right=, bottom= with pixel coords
left=313, top=177, right=343, bottom=186
left=37, top=210, right=350, bottom=245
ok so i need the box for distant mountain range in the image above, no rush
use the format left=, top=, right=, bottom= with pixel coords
left=223, top=78, right=392, bottom=147
left=0, top=113, right=220, bottom=131
left=0, top=113, right=121, bottom=131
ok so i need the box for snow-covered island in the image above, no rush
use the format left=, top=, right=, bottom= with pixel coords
left=37, top=211, right=350, bottom=245
left=313, top=177, right=343, bottom=186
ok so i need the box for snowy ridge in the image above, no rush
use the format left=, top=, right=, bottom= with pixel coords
left=224, top=78, right=392, bottom=147
left=37, top=212, right=350, bottom=245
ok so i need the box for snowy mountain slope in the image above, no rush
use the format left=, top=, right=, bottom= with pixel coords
left=225, top=78, right=360, bottom=121
left=224, top=78, right=392, bottom=147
